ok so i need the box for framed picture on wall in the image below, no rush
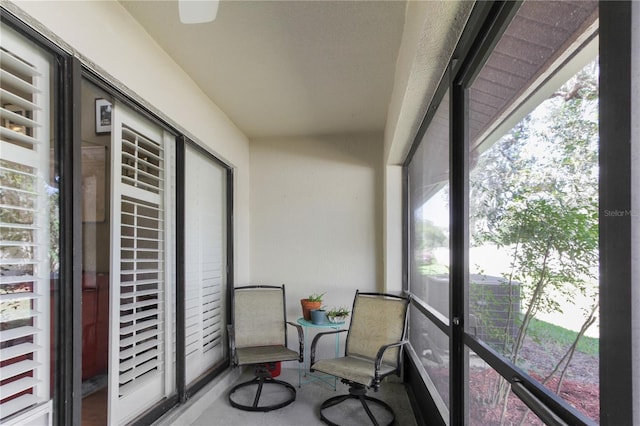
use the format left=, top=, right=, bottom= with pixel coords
left=82, top=145, right=107, bottom=222
left=95, top=98, right=112, bottom=134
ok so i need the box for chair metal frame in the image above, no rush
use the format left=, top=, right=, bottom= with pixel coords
left=228, top=285, right=304, bottom=412
left=310, top=290, right=410, bottom=426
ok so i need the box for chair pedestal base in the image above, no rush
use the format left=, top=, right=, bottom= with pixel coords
left=319, top=386, right=395, bottom=426
left=228, top=374, right=296, bottom=412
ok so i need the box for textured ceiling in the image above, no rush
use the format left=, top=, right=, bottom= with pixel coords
left=120, top=0, right=406, bottom=139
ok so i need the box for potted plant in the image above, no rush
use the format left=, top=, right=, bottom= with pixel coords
left=326, top=306, right=350, bottom=323
left=300, top=292, right=325, bottom=321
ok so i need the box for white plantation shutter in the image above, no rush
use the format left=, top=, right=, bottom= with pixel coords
left=0, top=24, right=53, bottom=425
left=109, top=104, right=174, bottom=425
left=184, top=145, right=227, bottom=384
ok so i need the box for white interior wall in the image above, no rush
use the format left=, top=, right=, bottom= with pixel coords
left=250, top=133, right=383, bottom=316
left=9, top=0, right=251, bottom=283
left=384, top=165, right=403, bottom=294
left=249, top=133, right=383, bottom=364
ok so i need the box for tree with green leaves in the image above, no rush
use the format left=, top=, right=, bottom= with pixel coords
left=469, top=60, right=599, bottom=423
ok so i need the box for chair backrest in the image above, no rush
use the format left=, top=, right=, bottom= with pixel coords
left=233, top=286, right=287, bottom=349
left=346, top=292, right=409, bottom=367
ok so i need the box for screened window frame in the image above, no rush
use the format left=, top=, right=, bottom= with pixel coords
left=402, top=1, right=634, bottom=425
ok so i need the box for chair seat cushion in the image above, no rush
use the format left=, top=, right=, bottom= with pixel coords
left=312, top=356, right=396, bottom=387
left=236, top=345, right=299, bottom=365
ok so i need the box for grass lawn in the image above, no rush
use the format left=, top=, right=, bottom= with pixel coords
left=525, top=316, right=599, bottom=356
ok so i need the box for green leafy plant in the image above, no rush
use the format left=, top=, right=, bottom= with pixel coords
left=307, top=292, right=325, bottom=302
left=327, top=307, right=350, bottom=317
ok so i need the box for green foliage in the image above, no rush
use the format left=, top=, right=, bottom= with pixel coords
left=482, top=199, right=597, bottom=316
left=415, top=219, right=448, bottom=275
left=327, top=306, right=350, bottom=317
left=0, top=159, right=60, bottom=274
left=471, top=61, right=599, bottom=328
left=469, top=61, right=599, bottom=423
left=416, top=219, right=447, bottom=251
left=471, top=63, right=599, bottom=238
left=1, top=160, right=36, bottom=275
left=307, top=292, right=325, bottom=302
left=469, top=60, right=600, bottom=411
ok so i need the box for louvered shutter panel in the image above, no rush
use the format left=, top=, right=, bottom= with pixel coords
left=0, top=25, right=53, bottom=424
left=109, top=105, right=173, bottom=425
left=184, top=145, right=227, bottom=384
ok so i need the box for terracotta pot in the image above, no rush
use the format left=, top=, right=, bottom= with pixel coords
left=300, top=299, right=322, bottom=320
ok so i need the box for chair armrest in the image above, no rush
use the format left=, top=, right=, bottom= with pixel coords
left=309, top=329, right=348, bottom=370
left=286, top=321, right=305, bottom=362
left=373, top=340, right=409, bottom=389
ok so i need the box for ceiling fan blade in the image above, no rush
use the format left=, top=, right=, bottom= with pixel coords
left=179, top=0, right=219, bottom=24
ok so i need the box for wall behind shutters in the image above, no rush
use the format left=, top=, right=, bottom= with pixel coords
left=0, top=22, right=54, bottom=426
left=184, top=144, right=227, bottom=385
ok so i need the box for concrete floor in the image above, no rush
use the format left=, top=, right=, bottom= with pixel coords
left=158, top=367, right=417, bottom=426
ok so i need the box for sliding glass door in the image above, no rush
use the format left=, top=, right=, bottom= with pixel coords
left=0, top=22, right=58, bottom=426
left=108, top=102, right=176, bottom=425
left=184, top=143, right=229, bottom=386
left=2, top=11, right=235, bottom=424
